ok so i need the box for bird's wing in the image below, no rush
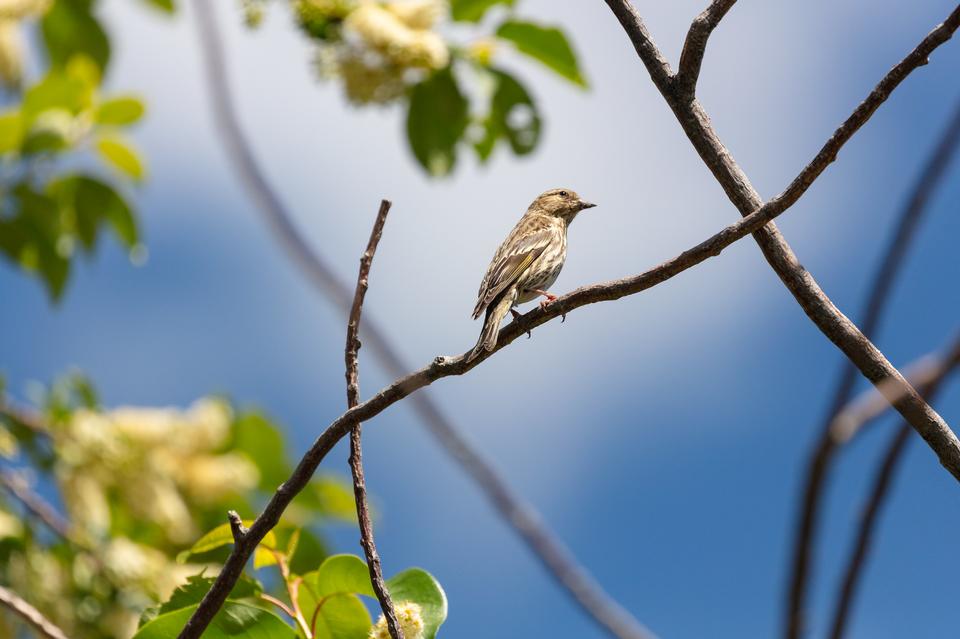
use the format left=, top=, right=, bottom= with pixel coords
left=472, top=227, right=553, bottom=319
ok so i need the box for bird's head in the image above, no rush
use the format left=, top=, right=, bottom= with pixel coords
left=528, top=188, right=596, bottom=221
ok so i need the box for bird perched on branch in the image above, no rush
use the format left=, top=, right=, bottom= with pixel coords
left=467, top=188, right=597, bottom=362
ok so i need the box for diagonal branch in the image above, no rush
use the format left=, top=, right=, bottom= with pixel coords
left=786, top=95, right=960, bottom=638
left=828, top=333, right=960, bottom=639
left=344, top=200, right=404, bottom=639
left=675, top=0, right=738, bottom=97
left=0, top=585, right=69, bottom=639
left=0, top=469, right=74, bottom=544
left=603, top=0, right=960, bottom=494
left=190, top=2, right=654, bottom=638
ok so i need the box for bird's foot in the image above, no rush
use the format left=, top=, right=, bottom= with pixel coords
left=511, top=309, right=532, bottom=339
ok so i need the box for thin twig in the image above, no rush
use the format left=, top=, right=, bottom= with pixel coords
left=178, top=2, right=960, bottom=635
left=190, top=3, right=656, bottom=638
left=786, top=96, right=960, bottom=638
left=828, top=333, right=960, bottom=639
left=0, top=469, right=74, bottom=544
left=344, top=200, right=404, bottom=639
left=0, top=585, right=69, bottom=639
left=675, top=0, right=737, bottom=97
left=603, top=0, right=960, bottom=513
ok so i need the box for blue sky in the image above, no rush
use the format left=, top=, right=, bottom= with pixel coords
left=3, top=0, right=960, bottom=637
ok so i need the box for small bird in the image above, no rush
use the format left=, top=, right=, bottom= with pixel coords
left=467, top=188, right=596, bottom=362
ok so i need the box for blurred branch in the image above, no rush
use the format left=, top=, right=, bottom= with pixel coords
left=344, top=200, right=403, bottom=639
left=0, top=585, right=69, bottom=639
left=828, top=333, right=960, bottom=639
left=0, top=468, right=74, bottom=544
left=786, top=96, right=960, bottom=638
left=190, top=2, right=655, bottom=639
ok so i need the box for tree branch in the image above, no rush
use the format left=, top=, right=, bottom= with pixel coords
left=344, top=200, right=404, bottom=639
left=786, top=95, right=960, bottom=638
left=190, top=2, right=656, bottom=638
left=603, top=0, right=960, bottom=494
left=0, top=469, right=74, bottom=544
left=828, top=334, right=960, bottom=639
left=0, top=585, right=69, bottom=639
left=675, top=0, right=738, bottom=97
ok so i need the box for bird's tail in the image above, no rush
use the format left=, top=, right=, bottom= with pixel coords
left=467, top=290, right=516, bottom=362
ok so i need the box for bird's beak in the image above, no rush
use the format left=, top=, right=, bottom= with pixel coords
left=578, top=200, right=597, bottom=210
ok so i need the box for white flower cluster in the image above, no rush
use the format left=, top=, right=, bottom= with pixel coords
left=369, top=601, right=426, bottom=639
left=0, top=0, right=50, bottom=87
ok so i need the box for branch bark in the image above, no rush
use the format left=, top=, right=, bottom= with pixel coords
left=602, top=0, right=960, bottom=488
left=190, top=2, right=656, bottom=638
left=828, top=333, right=960, bottom=639
left=344, top=200, right=404, bottom=639
left=786, top=95, right=960, bottom=638
left=0, top=585, right=69, bottom=639
left=675, top=0, right=737, bottom=97
left=0, top=469, right=73, bottom=544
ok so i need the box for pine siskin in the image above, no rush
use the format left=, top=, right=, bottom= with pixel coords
left=468, top=188, right=596, bottom=361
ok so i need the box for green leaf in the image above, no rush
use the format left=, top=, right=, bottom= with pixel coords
left=140, top=0, right=175, bottom=14
left=96, top=96, right=145, bottom=126
left=96, top=136, right=146, bottom=180
left=474, top=68, right=541, bottom=161
left=309, top=475, right=358, bottom=522
left=1, top=183, right=71, bottom=301
left=495, top=20, right=587, bottom=87
left=386, top=569, right=447, bottom=639
left=233, top=412, right=291, bottom=492
left=22, top=72, right=92, bottom=124
left=139, top=573, right=263, bottom=627
left=176, top=521, right=278, bottom=569
left=313, top=554, right=376, bottom=598
left=48, top=175, right=139, bottom=249
left=41, top=0, right=111, bottom=72
left=450, top=0, right=514, bottom=22
left=406, top=67, right=469, bottom=176
left=286, top=527, right=328, bottom=577
left=133, top=602, right=296, bottom=639
left=308, top=594, right=371, bottom=639
left=0, top=112, right=22, bottom=153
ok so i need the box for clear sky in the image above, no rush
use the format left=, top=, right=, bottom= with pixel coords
left=3, top=1, right=960, bottom=637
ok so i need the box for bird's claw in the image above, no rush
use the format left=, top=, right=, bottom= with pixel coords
left=510, top=309, right=532, bottom=339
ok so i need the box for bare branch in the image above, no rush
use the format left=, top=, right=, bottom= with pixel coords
left=786, top=96, right=960, bottom=638
left=603, top=0, right=960, bottom=490
left=0, top=469, right=74, bottom=544
left=227, top=510, right=247, bottom=543
left=828, top=334, right=960, bottom=639
left=0, top=585, right=69, bottom=639
left=191, top=2, right=656, bottom=638
left=344, top=200, right=404, bottom=639
left=675, top=0, right=737, bottom=97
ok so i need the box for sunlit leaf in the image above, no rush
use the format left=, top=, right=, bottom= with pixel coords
left=140, top=0, right=175, bottom=14
left=313, top=554, right=376, bottom=598
left=495, top=20, right=587, bottom=87
left=176, top=520, right=278, bottom=569
left=450, top=0, right=514, bottom=22
left=96, top=96, right=145, bottom=126
left=297, top=556, right=374, bottom=639
left=0, top=111, right=22, bottom=153
left=96, top=136, right=146, bottom=180
left=386, top=568, right=447, bottom=639
left=133, top=602, right=296, bottom=639
left=406, top=67, right=469, bottom=176
left=139, top=573, right=263, bottom=627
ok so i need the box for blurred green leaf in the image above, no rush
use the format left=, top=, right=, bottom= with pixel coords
left=41, top=0, right=111, bottom=72
left=140, top=0, right=175, bottom=14
left=450, top=0, right=514, bottom=22
left=48, top=175, right=138, bottom=249
left=0, top=183, right=70, bottom=300
left=0, top=112, right=22, bottom=153
left=22, top=71, right=92, bottom=124
left=495, top=20, right=587, bottom=87
left=386, top=568, right=447, bottom=639
left=134, top=602, right=296, bottom=639
left=474, top=68, right=541, bottom=161
left=233, top=412, right=291, bottom=492
left=96, top=136, right=146, bottom=180
left=286, top=527, right=328, bottom=576
left=96, top=96, right=145, bottom=126
left=176, top=520, right=278, bottom=569
left=406, top=67, right=469, bottom=176
left=310, top=475, right=358, bottom=522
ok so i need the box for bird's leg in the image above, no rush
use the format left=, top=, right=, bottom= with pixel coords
left=531, top=289, right=565, bottom=322
left=510, top=308, right=532, bottom=339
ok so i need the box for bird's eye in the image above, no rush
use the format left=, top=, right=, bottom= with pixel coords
left=559, top=191, right=568, bottom=197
